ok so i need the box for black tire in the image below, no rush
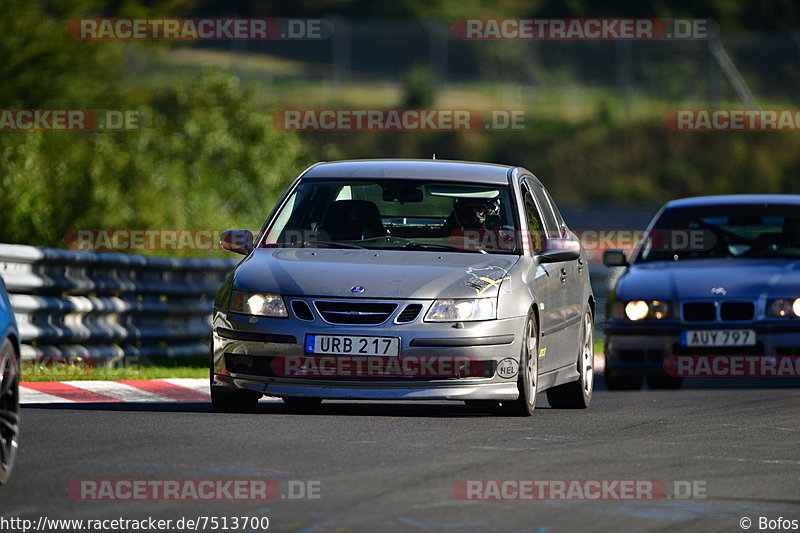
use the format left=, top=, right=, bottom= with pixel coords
left=498, top=312, right=538, bottom=417
left=647, top=375, right=683, bottom=389
left=547, top=308, right=594, bottom=409
left=210, top=384, right=261, bottom=412
left=282, top=397, right=323, bottom=410
left=603, top=371, right=643, bottom=390
left=209, top=355, right=261, bottom=412
left=0, top=338, right=20, bottom=485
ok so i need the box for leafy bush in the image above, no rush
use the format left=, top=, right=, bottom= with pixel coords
left=0, top=1, right=312, bottom=255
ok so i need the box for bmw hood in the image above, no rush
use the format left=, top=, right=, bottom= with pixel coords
left=232, top=248, right=520, bottom=299
left=615, top=258, right=800, bottom=301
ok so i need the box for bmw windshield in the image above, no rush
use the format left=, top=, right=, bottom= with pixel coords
left=261, top=179, right=522, bottom=254
left=635, top=204, right=800, bottom=263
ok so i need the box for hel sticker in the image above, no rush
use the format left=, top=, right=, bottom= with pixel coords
left=496, top=358, right=519, bottom=379
left=539, top=348, right=547, bottom=358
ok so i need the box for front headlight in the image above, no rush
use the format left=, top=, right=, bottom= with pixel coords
left=625, top=301, right=650, bottom=321
left=229, top=290, right=288, bottom=317
left=612, top=300, right=669, bottom=321
left=425, top=298, right=497, bottom=322
left=767, top=298, right=800, bottom=318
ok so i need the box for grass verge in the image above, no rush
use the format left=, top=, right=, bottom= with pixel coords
left=20, top=356, right=209, bottom=382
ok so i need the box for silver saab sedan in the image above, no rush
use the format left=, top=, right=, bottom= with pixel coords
left=211, top=159, right=595, bottom=415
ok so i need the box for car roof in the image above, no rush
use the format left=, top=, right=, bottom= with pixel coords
left=301, top=159, right=516, bottom=185
left=665, top=194, right=800, bottom=209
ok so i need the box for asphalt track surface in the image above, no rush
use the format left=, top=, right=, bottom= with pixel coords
left=4, top=380, right=800, bottom=533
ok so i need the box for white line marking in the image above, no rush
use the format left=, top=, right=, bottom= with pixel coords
left=692, top=455, right=800, bottom=466
left=19, top=386, right=74, bottom=404
left=61, top=380, right=176, bottom=402
left=161, top=378, right=209, bottom=394
left=21, top=378, right=297, bottom=404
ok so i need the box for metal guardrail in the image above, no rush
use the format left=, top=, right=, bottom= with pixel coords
left=0, top=244, right=236, bottom=362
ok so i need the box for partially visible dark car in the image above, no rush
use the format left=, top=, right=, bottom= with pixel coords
left=0, top=275, right=19, bottom=484
left=603, top=195, right=800, bottom=389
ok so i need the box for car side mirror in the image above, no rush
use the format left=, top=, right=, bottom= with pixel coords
left=220, top=229, right=254, bottom=255
left=603, top=250, right=628, bottom=267
left=538, top=238, right=581, bottom=263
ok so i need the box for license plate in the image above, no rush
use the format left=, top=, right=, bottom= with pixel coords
left=680, top=329, right=756, bottom=347
left=305, top=335, right=400, bottom=356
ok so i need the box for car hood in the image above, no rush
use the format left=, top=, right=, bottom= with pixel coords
left=616, top=258, right=800, bottom=301
left=232, top=248, right=520, bottom=299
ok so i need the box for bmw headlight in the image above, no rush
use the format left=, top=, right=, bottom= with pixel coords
left=229, top=290, right=288, bottom=317
left=425, top=298, right=497, bottom=322
left=625, top=301, right=650, bottom=321
left=767, top=298, right=800, bottom=318
left=613, top=300, right=669, bottom=321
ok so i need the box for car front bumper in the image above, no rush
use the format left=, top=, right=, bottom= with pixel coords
left=605, top=321, right=800, bottom=376
left=211, top=309, right=528, bottom=401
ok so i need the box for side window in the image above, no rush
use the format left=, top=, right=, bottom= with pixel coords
left=541, top=186, right=568, bottom=233
left=530, top=182, right=560, bottom=239
left=522, top=184, right=545, bottom=253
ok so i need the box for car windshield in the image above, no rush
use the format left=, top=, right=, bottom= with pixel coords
left=261, top=178, right=521, bottom=254
left=635, top=203, right=800, bottom=262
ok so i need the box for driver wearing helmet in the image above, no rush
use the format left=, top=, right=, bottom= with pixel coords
left=442, top=197, right=498, bottom=234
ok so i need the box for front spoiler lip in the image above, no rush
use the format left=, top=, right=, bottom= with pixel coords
left=605, top=362, right=670, bottom=377
left=213, top=373, right=520, bottom=401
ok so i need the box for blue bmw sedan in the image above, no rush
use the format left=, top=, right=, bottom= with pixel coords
left=603, top=195, right=800, bottom=389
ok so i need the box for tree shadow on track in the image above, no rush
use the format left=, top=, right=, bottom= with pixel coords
left=21, top=395, right=557, bottom=418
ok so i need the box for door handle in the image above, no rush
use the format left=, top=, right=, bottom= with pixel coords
left=560, top=268, right=567, bottom=284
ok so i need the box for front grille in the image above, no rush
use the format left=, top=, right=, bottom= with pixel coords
left=720, top=301, right=755, bottom=321
left=314, top=301, right=397, bottom=325
left=682, top=301, right=756, bottom=322
left=291, top=300, right=314, bottom=321
left=683, top=302, right=716, bottom=322
left=396, top=304, right=423, bottom=323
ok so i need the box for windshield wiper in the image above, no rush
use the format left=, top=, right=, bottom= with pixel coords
left=400, top=242, right=487, bottom=254
left=293, top=240, right=367, bottom=250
